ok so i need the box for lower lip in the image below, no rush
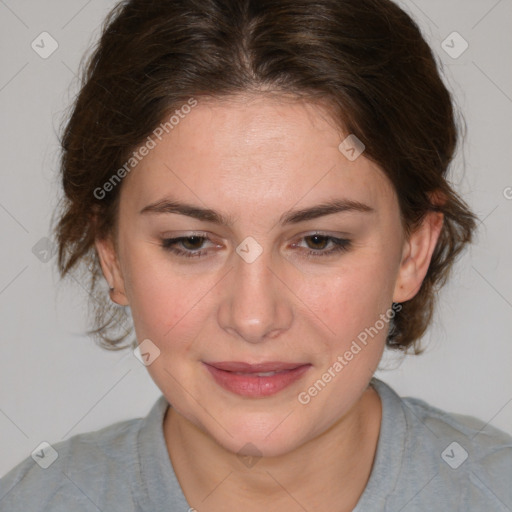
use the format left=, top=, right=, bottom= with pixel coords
left=203, top=363, right=311, bottom=398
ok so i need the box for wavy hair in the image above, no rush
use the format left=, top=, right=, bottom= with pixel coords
left=52, top=0, right=477, bottom=354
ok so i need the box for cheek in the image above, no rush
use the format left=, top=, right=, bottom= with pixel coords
left=130, top=277, right=197, bottom=343
left=120, top=243, right=195, bottom=341
left=125, top=255, right=221, bottom=354
left=305, top=252, right=399, bottom=345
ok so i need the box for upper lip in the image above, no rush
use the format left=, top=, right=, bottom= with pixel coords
left=204, top=361, right=310, bottom=373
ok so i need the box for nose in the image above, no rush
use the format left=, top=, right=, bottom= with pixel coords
left=217, top=247, right=293, bottom=344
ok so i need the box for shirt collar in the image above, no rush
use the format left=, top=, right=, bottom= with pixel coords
left=353, top=377, right=406, bottom=511
left=134, top=377, right=405, bottom=511
left=136, top=395, right=190, bottom=511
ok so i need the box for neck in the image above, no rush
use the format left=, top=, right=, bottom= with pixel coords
left=163, top=384, right=382, bottom=512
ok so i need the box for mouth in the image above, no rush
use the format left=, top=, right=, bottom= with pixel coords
left=203, top=361, right=312, bottom=397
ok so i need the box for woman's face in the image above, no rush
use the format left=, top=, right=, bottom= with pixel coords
left=97, top=93, right=427, bottom=457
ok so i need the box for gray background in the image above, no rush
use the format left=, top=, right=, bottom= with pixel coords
left=0, top=0, right=511, bottom=477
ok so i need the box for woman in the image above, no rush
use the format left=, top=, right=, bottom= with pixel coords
left=1, top=0, right=510, bottom=510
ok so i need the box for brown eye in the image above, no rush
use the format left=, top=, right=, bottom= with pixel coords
left=180, top=236, right=206, bottom=250
left=293, top=234, right=352, bottom=259
left=161, top=235, right=213, bottom=258
left=304, top=234, right=330, bottom=250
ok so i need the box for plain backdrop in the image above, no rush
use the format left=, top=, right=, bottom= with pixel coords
left=0, top=0, right=511, bottom=478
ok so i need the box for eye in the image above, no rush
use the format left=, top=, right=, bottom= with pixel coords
left=293, top=234, right=352, bottom=258
left=160, top=235, right=214, bottom=258
left=160, top=233, right=351, bottom=260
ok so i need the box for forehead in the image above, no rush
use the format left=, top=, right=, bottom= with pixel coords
left=120, top=93, right=397, bottom=217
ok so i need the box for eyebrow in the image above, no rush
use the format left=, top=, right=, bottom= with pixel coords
left=139, top=197, right=374, bottom=226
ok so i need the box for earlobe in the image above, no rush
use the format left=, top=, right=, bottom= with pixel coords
left=393, top=211, right=444, bottom=303
left=94, top=236, right=130, bottom=306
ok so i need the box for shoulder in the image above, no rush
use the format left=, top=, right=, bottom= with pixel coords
left=373, top=379, right=512, bottom=511
left=400, top=391, right=512, bottom=468
left=0, top=413, right=145, bottom=512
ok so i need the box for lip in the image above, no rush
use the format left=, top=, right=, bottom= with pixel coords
left=203, top=361, right=312, bottom=397
left=205, top=361, right=308, bottom=373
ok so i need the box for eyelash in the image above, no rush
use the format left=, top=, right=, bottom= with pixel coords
left=160, top=234, right=351, bottom=259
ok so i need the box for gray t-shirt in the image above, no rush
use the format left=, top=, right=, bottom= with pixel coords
left=1, top=378, right=511, bottom=511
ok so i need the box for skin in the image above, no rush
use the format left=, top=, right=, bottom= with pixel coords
left=96, top=93, right=443, bottom=511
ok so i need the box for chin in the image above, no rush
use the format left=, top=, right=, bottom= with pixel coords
left=206, top=413, right=310, bottom=459
left=223, top=433, right=301, bottom=460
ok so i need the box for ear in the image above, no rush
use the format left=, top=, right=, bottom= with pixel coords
left=95, top=235, right=130, bottom=306
left=393, top=210, right=444, bottom=303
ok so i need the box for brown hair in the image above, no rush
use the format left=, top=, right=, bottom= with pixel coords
left=52, top=0, right=477, bottom=354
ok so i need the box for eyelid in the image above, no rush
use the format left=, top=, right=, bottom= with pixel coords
left=160, top=231, right=352, bottom=260
left=291, top=229, right=351, bottom=239
left=162, top=230, right=345, bottom=244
